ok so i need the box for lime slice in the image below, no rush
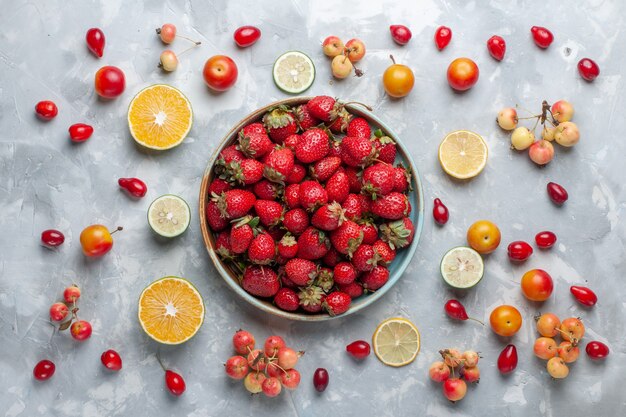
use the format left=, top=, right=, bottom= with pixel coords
left=273, top=51, right=315, bottom=94
left=148, top=195, right=191, bottom=238
left=440, top=246, right=484, bottom=289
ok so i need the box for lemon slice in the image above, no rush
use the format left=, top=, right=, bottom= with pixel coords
left=438, top=130, right=488, bottom=179
left=148, top=195, right=191, bottom=238
left=138, top=276, right=205, bottom=345
left=372, top=317, right=420, bottom=367
left=273, top=51, right=315, bottom=94
left=440, top=246, right=484, bottom=289
left=128, top=84, right=193, bottom=150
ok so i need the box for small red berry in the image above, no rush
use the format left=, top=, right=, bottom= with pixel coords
left=578, top=58, right=600, bottom=81
left=507, top=241, right=533, bottom=262
left=118, top=177, right=148, bottom=198
left=35, top=101, right=58, bottom=120
left=585, top=341, right=609, bottom=360
left=487, top=35, right=506, bottom=61
left=535, top=231, right=557, bottom=249
left=41, top=229, right=65, bottom=247
left=313, top=368, right=329, bottom=392
left=547, top=182, right=568, bottom=205
left=434, top=26, right=452, bottom=50
left=530, top=26, right=553, bottom=49
left=233, top=26, right=261, bottom=48
left=390, top=25, right=412, bottom=45
left=433, top=198, right=449, bottom=225
left=70, top=320, right=92, bottom=341
left=33, top=359, right=55, bottom=381
left=69, top=123, right=94, bottom=142
left=165, top=370, right=186, bottom=396
left=346, top=340, right=371, bottom=359
left=86, top=28, right=106, bottom=58
left=101, top=350, right=123, bottom=371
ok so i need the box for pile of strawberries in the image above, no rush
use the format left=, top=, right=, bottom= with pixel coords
left=205, top=96, right=415, bottom=316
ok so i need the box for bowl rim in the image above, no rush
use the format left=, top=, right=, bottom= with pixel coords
left=198, top=97, right=425, bottom=321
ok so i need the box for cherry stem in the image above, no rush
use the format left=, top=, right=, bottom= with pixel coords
left=554, top=328, right=579, bottom=346
left=110, top=226, right=123, bottom=235
left=468, top=316, right=485, bottom=326
left=177, top=35, right=202, bottom=45
left=389, top=54, right=396, bottom=65
left=178, top=43, right=201, bottom=57
left=156, top=352, right=167, bottom=372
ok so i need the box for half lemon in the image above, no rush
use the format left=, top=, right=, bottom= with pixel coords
left=372, top=317, right=420, bottom=367
left=438, top=130, right=488, bottom=179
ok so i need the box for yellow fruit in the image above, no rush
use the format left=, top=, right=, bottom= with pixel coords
left=128, top=84, right=193, bottom=150
left=438, top=130, right=488, bottom=179
left=372, top=317, right=420, bottom=367
left=138, top=276, right=204, bottom=344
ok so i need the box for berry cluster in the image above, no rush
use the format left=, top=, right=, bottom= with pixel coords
left=533, top=314, right=586, bottom=379
left=429, top=349, right=481, bottom=403
left=206, top=96, right=416, bottom=316
left=49, top=285, right=92, bottom=341
left=156, top=23, right=202, bottom=72
left=321, top=37, right=366, bottom=79
left=224, top=330, right=303, bottom=397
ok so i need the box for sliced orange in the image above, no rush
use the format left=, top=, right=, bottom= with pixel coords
left=128, top=84, right=193, bottom=150
left=138, top=276, right=204, bottom=344
left=438, top=130, right=488, bottom=179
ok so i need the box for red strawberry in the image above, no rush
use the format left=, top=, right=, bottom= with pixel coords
left=371, top=192, right=410, bottom=220
left=279, top=267, right=297, bottom=288
left=328, top=107, right=352, bottom=133
left=266, top=227, right=285, bottom=242
left=285, top=258, right=318, bottom=286
left=362, top=163, right=395, bottom=199
left=352, top=244, right=380, bottom=272
left=241, top=122, right=267, bottom=136
left=328, top=139, right=342, bottom=157
left=284, top=133, right=301, bottom=149
left=286, top=163, right=306, bottom=184
left=342, top=194, right=363, bottom=220
left=273, top=287, right=300, bottom=311
left=311, top=202, right=346, bottom=231
left=345, top=167, right=362, bottom=193
left=253, top=180, right=282, bottom=200
left=392, top=164, right=412, bottom=193
left=356, top=194, right=372, bottom=215
left=208, top=178, right=232, bottom=196
left=212, top=189, right=256, bottom=219
left=283, top=208, right=309, bottom=235
left=206, top=200, right=229, bottom=231
left=338, top=282, right=363, bottom=299
left=360, top=265, right=389, bottom=291
left=295, top=128, right=330, bottom=163
left=347, top=117, right=371, bottom=139
left=373, top=239, right=396, bottom=265
left=247, top=233, right=275, bottom=265
left=297, top=227, right=330, bottom=260
left=284, top=184, right=301, bottom=209
left=333, top=262, right=357, bottom=285
left=238, top=129, right=273, bottom=158
left=277, top=234, right=298, bottom=259
left=294, top=104, right=321, bottom=130
left=299, top=180, right=328, bottom=211
left=263, top=107, right=298, bottom=143
left=310, top=156, right=341, bottom=182
left=380, top=217, right=415, bottom=249
left=322, top=247, right=343, bottom=268
left=340, top=136, right=375, bottom=167
left=360, top=222, right=378, bottom=244
left=306, top=96, right=336, bottom=122
left=373, top=131, right=397, bottom=164
left=322, top=291, right=351, bottom=316
left=242, top=265, right=280, bottom=297
left=315, top=267, right=335, bottom=292
left=298, top=285, right=326, bottom=313
left=224, top=158, right=264, bottom=185
left=215, top=231, right=234, bottom=260
left=263, top=146, right=294, bottom=183
left=254, top=200, right=283, bottom=227
left=326, top=170, right=350, bottom=204
left=230, top=216, right=259, bottom=254
left=217, top=145, right=245, bottom=166
left=330, top=220, right=363, bottom=256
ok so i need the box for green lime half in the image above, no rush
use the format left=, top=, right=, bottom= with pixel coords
left=147, top=194, right=191, bottom=238
left=273, top=51, right=315, bottom=94
left=440, top=246, right=484, bottom=289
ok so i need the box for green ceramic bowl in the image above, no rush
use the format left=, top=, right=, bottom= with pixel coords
left=199, top=97, right=424, bottom=321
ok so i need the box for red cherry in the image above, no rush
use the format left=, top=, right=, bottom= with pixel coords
left=578, top=58, right=600, bottom=81
left=547, top=182, right=568, bottom=205
left=433, top=198, right=449, bottom=225
left=101, top=350, right=123, bottom=371
left=487, top=35, right=506, bottom=61
left=507, top=241, right=533, bottom=262
left=69, top=123, right=94, bottom=142
left=41, top=229, right=65, bottom=247
left=444, top=299, right=483, bottom=324
left=346, top=340, right=371, bottom=359
left=535, top=231, right=557, bottom=249
left=33, top=359, right=55, bottom=381
left=434, top=26, right=452, bottom=51
left=570, top=285, right=597, bottom=307
left=390, top=25, right=412, bottom=45
left=165, top=370, right=186, bottom=396
left=94, top=66, right=125, bottom=99
left=233, top=26, right=261, bottom=48
left=35, top=101, right=58, bottom=121
left=118, top=178, right=148, bottom=198
left=63, top=285, right=81, bottom=303
left=49, top=303, right=69, bottom=322
left=86, top=28, right=105, bottom=58
left=497, top=344, right=518, bottom=374
left=530, top=26, right=553, bottom=49
left=585, top=341, right=609, bottom=359
left=70, top=320, right=92, bottom=341
left=313, top=368, right=329, bottom=392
